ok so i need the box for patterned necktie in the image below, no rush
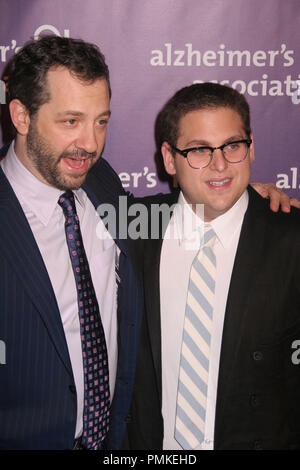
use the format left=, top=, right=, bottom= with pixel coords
left=175, top=225, right=216, bottom=450
left=58, top=190, right=110, bottom=450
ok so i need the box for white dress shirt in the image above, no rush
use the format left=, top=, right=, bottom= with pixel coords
left=1, top=142, right=118, bottom=439
left=160, top=190, right=248, bottom=450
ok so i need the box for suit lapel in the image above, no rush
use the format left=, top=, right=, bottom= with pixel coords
left=215, top=187, right=267, bottom=441
left=83, top=159, right=128, bottom=256
left=0, top=169, right=73, bottom=376
left=143, top=236, right=164, bottom=404
left=0, top=155, right=132, bottom=380
left=143, top=191, right=180, bottom=405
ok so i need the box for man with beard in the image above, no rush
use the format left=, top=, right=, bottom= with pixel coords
left=0, top=35, right=295, bottom=451
left=0, top=35, right=143, bottom=450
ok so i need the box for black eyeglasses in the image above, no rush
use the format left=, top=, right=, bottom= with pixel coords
left=169, top=138, right=252, bottom=169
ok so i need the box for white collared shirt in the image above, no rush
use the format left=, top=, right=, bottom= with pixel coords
left=1, top=142, right=118, bottom=439
left=160, top=190, right=248, bottom=450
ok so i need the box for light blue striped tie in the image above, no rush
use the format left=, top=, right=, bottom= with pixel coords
left=175, top=225, right=216, bottom=450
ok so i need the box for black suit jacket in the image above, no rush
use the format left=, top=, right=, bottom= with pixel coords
left=125, top=186, right=300, bottom=450
left=0, top=150, right=143, bottom=450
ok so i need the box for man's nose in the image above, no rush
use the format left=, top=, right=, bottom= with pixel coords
left=75, top=125, right=98, bottom=154
left=209, top=148, right=228, bottom=172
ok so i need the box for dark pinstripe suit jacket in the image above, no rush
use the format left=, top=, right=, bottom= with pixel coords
left=0, top=149, right=143, bottom=450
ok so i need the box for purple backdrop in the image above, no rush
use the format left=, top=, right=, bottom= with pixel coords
left=0, top=0, right=299, bottom=196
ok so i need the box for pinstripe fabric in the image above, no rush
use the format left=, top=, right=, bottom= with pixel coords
left=0, top=158, right=143, bottom=450
left=175, top=226, right=216, bottom=450
left=0, top=255, right=76, bottom=449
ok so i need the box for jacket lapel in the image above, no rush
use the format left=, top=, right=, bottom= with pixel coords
left=215, top=187, right=267, bottom=441
left=142, top=191, right=180, bottom=405
left=83, top=158, right=129, bottom=256
left=0, top=169, right=73, bottom=376
left=143, top=236, right=164, bottom=404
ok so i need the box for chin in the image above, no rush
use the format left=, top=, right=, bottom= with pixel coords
left=205, top=203, right=231, bottom=220
left=55, top=174, right=88, bottom=191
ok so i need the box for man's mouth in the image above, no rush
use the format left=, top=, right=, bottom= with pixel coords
left=207, top=178, right=231, bottom=187
left=62, top=156, right=92, bottom=172
left=64, top=157, right=88, bottom=169
left=60, top=149, right=97, bottom=171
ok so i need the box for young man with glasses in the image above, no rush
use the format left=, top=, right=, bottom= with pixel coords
left=0, top=36, right=297, bottom=451
left=125, top=83, right=300, bottom=450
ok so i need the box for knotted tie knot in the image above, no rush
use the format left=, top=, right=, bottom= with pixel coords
left=200, top=225, right=216, bottom=249
left=58, top=190, right=78, bottom=218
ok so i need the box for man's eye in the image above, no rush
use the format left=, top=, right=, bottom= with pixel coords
left=66, top=119, right=77, bottom=126
left=97, top=119, right=108, bottom=126
left=227, top=142, right=240, bottom=151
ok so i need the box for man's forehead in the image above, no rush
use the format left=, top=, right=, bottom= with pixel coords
left=177, top=107, right=245, bottom=145
left=40, top=67, right=110, bottom=114
left=45, top=66, right=108, bottom=95
left=178, top=107, right=244, bottom=129
left=179, top=106, right=241, bottom=120
left=46, top=66, right=73, bottom=85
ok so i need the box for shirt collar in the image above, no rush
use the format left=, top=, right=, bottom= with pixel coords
left=172, top=189, right=248, bottom=250
left=1, top=142, right=86, bottom=226
left=210, top=190, right=248, bottom=249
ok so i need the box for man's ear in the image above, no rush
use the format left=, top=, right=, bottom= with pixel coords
left=9, top=99, right=30, bottom=136
left=249, top=132, right=255, bottom=164
left=161, top=141, right=177, bottom=176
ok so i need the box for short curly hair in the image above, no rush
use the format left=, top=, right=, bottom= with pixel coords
left=7, top=35, right=111, bottom=117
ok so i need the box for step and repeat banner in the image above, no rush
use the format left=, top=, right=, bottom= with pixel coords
left=0, top=0, right=299, bottom=196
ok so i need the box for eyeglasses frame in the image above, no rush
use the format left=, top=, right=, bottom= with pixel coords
left=169, top=138, right=252, bottom=169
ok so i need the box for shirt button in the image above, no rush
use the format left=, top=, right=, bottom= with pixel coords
left=250, top=394, right=261, bottom=408
left=253, top=439, right=263, bottom=450
left=252, top=351, right=263, bottom=361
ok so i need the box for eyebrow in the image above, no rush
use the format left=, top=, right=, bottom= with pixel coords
left=55, top=110, right=111, bottom=118
left=184, top=134, right=245, bottom=147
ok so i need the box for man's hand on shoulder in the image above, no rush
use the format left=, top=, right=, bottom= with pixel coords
left=251, top=182, right=300, bottom=213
